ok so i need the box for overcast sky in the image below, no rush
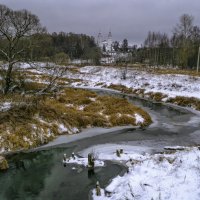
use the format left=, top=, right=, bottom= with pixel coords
left=1, top=0, right=200, bottom=45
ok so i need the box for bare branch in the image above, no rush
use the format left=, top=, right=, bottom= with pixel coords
left=0, top=48, right=9, bottom=59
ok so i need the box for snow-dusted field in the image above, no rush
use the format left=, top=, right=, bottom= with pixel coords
left=65, top=66, right=200, bottom=100
left=21, top=63, right=200, bottom=101
left=90, top=146, right=200, bottom=200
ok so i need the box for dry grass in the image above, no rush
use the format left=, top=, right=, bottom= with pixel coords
left=107, top=84, right=133, bottom=93
left=146, top=92, right=167, bottom=102
left=23, top=82, right=46, bottom=91
left=0, top=88, right=152, bottom=152
left=167, top=96, right=200, bottom=110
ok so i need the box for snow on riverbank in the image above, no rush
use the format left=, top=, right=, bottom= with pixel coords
left=80, top=144, right=151, bottom=162
left=63, top=155, right=104, bottom=167
left=92, top=146, right=200, bottom=200
left=66, top=66, right=200, bottom=100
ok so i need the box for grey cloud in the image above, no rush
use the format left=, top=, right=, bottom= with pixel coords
left=1, top=0, right=200, bottom=44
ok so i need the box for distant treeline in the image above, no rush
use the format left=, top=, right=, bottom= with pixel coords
left=134, top=14, right=200, bottom=69
left=0, top=31, right=101, bottom=63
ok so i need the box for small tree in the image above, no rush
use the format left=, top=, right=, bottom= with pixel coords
left=0, top=4, right=44, bottom=94
left=121, top=39, right=128, bottom=52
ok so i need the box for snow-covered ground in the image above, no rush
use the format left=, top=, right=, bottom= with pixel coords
left=65, top=66, right=200, bottom=100
left=91, top=146, right=200, bottom=200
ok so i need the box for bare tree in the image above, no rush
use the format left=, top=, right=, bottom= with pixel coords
left=174, top=14, right=194, bottom=39
left=173, top=14, right=194, bottom=68
left=0, top=4, right=44, bottom=94
left=37, top=65, right=68, bottom=94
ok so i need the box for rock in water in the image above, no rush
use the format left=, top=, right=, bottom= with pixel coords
left=0, top=156, right=9, bottom=170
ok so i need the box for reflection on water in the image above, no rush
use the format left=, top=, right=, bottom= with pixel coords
left=0, top=148, right=124, bottom=200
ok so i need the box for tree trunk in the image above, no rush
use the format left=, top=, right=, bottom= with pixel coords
left=4, top=63, right=13, bottom=94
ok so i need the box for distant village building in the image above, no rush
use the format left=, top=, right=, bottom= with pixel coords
left=96, top=31, right=133, bottom=64
left=97, top=31, right=114, bottom=52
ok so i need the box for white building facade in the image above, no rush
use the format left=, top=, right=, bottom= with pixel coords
left=97, top=31, right=113, bottom=52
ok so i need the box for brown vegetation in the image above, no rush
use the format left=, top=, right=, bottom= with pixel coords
left=0, top=88, right=152, bottom=153
left=167, top=96, right=200, bottom=110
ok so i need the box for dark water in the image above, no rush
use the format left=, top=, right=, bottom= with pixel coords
left=0, top=147, right=124, bottom=200
left=0, top=89, right=200, bottom=200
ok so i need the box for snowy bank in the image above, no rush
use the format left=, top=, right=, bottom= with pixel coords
left=63, top=155, right=104, bottom=167
left=92, top=147, right=200, bottom=200
left=80, top=144, right=151, bottom=162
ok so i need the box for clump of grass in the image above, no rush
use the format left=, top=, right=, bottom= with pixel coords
left=167, top=96, right=200, bottom=110
left=58, top=88, right=97, bottom=105
left=23, top=82, right=46, bottom=91
left=107, top=84, right=133, bottom=93
left=83, top=101, right=105, bottom=113
left=109, top=114, right=136, bottom=126
left=146, top=92, right=167, bottom=102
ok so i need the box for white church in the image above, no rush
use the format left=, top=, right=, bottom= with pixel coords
left=97, top=31, right=114, bottom=52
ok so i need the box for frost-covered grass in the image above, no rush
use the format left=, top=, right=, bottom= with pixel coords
left=92, top=147, right=200, bottom=200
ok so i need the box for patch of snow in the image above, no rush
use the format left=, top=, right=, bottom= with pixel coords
left=63, top=155, right=105, bottom=167
left=66, top=104, right=74, bottom=107
left=58, top=124, right=79, bottom=134
left=58, top=124, right=69, bottom=133
left=71, top=127, right=79, bottom=133
left=77, top=105, right=85, bottom=110
left=23, top=136, right=33, bottom=146
left=46, top=129, right=53, bottom=138
left=0, top=102, right=11, bottom=112
left=89, top=97, right=96, bottom=101
left=135, top=113, right=144, bottom=124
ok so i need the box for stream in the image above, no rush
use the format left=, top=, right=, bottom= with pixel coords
left=0, top=89, right=200, bottom=200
